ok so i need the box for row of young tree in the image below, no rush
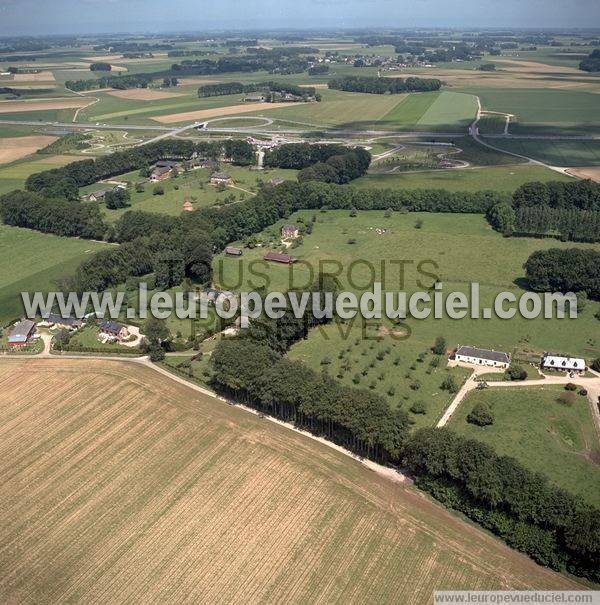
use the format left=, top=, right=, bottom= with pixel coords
left=327, top=75, right=442, bottom=94
left=523, top=248, right=600, bottom=300
left=403, top=428, right=599, bottom=582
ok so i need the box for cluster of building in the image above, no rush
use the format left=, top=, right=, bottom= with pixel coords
left=453, top=345, right=587, bottom=375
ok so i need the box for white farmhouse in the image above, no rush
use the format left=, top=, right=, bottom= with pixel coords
left=455, top=345, right=510, bottom=369
left=541, top=354, right=586, bottom=374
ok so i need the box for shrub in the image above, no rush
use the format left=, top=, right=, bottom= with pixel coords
left=505, top=363, right=528, bottom=381
left=432, top=336, right=446, bottom=355
left=591, top=357, right=600, bottom=372
left=565, top=382, right=578, bottom=391
left=153, top=185, right=165, bottom=195
left=410, top=401, right=427, bottom=414
left=467, top=402, right=494, bottom=426
left=440, top=376, right=458, bottom=393
left=579, top=388, right=588, bottom=396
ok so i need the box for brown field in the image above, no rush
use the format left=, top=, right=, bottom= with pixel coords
left=0, top=98, right=90, bottom=113
left=107, top=88, right=185, bottom=101
left=171, top=78, right=218, bottom=86
left=152, top=101, right=305, bottom=124
left=566, top=166, right=600, bottom=182
left=0, top=358, right=585, bottom=604
left=299, top=83, right=329, bottom=89
left=0, top=135, right=58, bottom=164
left=494, top=59, right=581, bottom=74
left=12, top=71, right=55, bottom=82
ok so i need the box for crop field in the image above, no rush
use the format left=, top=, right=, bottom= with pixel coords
left=353, top=164, right=571, bottom=192
left=486, top=139, right=600, bottom=167
left=0, top=358, right=584, bottom=603
left=214, top=211, right=600, bottom=360
left=450, top=386, right=600, bottom=506
left=0, top=97, right=90, bottom=114
left=461, top=88, right=600, bottom=135
left=0, top=225, right=108, bottom=325
left=0, top=135, right=57, bottom=165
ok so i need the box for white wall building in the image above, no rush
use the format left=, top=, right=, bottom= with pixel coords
left=455, top=345, right=510, bottom=369
left=541, top=354, right=586, bottom=374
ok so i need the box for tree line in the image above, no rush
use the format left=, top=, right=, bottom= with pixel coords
left=197, top=81, right=317, bottom=99
left=65, top=73, right=154, bottom=92
left=327, top=76, right=442, bottom=94
left=579, top=49, right=600, bottom=72
left=297, top=148, right=372, bottom=184
left=404, top=428, right=599, bottom=582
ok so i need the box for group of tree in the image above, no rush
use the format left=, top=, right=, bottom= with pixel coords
left=403, top=428, right=599, bottom=582
left=308, top=64, right=329, bottom=75
left=89, top=62, right=112, bottom=72
left=579, top=49, right=600, bottom=72
left=65, top=73, right=154, bottom=92
left=297, top=148, right=372, bottom=184
left=104, top=187, right=131, bottom=210
left=328, top=75, right=442, bottom=94
left=523, top=248, right=600, bottom=300
left=487, top=180, right=600, bottom=242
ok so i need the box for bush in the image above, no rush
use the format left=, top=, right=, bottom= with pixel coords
left=579, top=388, right=588, bottom=396
left=467, top=402, right=494, bottom=426
left=432, top=336, right=446, bottom=355
left=153, top=185, right=165, bottom=195
left=565, top=382, right=578, bottom=391
left=592, top=358, right=600, bottom=372
left=440, top=376, right=458, bottom=393
left=410, top=401, right=427, bottom=414
left=505, top=363, right=527, bottom=381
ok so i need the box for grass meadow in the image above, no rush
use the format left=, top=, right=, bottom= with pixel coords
left=451, top=386, right=600, bottom=506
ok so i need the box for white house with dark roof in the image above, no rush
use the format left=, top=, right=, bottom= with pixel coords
left=541, top=354, right=586, bottom=374
left=455, top=345, right=510, bottom=369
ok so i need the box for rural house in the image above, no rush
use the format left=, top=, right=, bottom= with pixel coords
left=225, top=246, right=243, bottom=256
left=281, top=224, right=299, bottom=239
left=268, top=177, right=285, bottom=187
left=182, top=200, right=194, bottom=212
left=264, top=251, right=296, bottom=264
left=98, top=321, right=129, bottom=342
left=541, top=354, right=586, bottom=374
left=243, top=94, right=265, bottom=102
left=7, top=319, right=36, bottom=347
left=210, top=172, right=233, bottom=186
left=45, top=313, right=84, bottom=331
left=150, top=165, right=172, bottom=182
left=82, top=188, right=112, bottom=202
left=455, top=345, right=510, bottom=368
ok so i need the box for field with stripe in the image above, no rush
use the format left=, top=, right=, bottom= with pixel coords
left=0, top=358, right=584, bottom=603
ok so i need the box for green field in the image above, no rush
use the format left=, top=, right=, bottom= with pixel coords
left=354, top=164, right=571, bottom=192
left=485, top=139, right=600, bottom=167
left=0, top=153, right=80, bottom=195
left=0, top=225, right=108, bottom=325
left=214, top=211, right=600, bottom=360
left=451, top=386, right=600, bottom=506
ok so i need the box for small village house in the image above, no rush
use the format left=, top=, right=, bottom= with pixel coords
left=150, top=165, right=172, bottom=182
left=210, top=172, right=233, bottom=186
left=454, top=345, right=510, bottom=369
left=541, top=354, right=586, bottom=374
left=225, top=246, right=243, bottom=256
left=44, top=314, right=84, bottom=331
left=98, top=321, right=129, bottom=342
left=264, top=251, right=296, bottom=265
left=7, top=319, right=36, bottom=348
left=281, top=224, right=299, bottom=239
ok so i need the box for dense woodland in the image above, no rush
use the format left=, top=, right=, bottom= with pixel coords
left=197, top=81, right=317, bottom=99
left=327, top=75, right=442, bottom=94
left=579, top=49, right=600, bottom=72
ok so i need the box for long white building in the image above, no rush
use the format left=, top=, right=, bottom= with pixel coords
left=455, top=345, right=510, bottom=369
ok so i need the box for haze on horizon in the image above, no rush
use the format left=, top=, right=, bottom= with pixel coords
left=1, top=0, right=599, bottom=36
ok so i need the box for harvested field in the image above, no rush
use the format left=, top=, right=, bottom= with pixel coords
left=152, top=101, right=305, bottom=124
left=0, top=98, right=89, bottom=113
left=107, top=88, right=185, bottom=101
left=494, top=59, right=581, bottom=74
left=12, top=71, right=55, bottom=82
left=0, top=135, right=57, bottom=164
left=299, top=83, right=329, bottom=88
left=176, top=78, right=218, bottom=86
left=566, top=166, right=600, bottom=182
left=0, top=358, right=586, bottom=603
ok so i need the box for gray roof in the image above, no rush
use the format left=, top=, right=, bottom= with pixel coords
left=211, top=172, right=231, bottom=180
left=8, top=319, right=36, bottom=343
left=152, top=166, right=171, bottom=176
left=456, top=345, right=510, bottom=364
left=99, top=320, right=125, bottom=334
left=46, top=313, right=83, bottom=327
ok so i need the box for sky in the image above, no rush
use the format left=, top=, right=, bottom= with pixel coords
left=1, top=0, right=600, bottom=35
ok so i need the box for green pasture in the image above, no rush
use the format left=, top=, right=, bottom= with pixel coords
left=486, top=139, right=600, bottom=167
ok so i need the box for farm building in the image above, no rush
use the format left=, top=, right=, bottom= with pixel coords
left=541, top=354, right=586, bottom=374
left=455, top=345, right=510, bottom=369
left=244, top=94, right=265, bottom=102
left=281, top=224, right=299, bottom=239
left=98, top=321, right=129, bottom=342
left=7, top=319, right=36, bottom=347
left=44, top=314, right=84, bottom=331
left=264, top=251, right=296, bottom=264
left=182, top=200, right=194, bottom=212
left=150, top=166, right=172, bottom=182
left=210, top=172, right=233, bottom=186
left=269, top=177, right=285, bottom=187
left=155, top=160, right=181, bottom=170
left=82, top=188, right=112, bottom=202
left=225, top=246, right=243, bottom=256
